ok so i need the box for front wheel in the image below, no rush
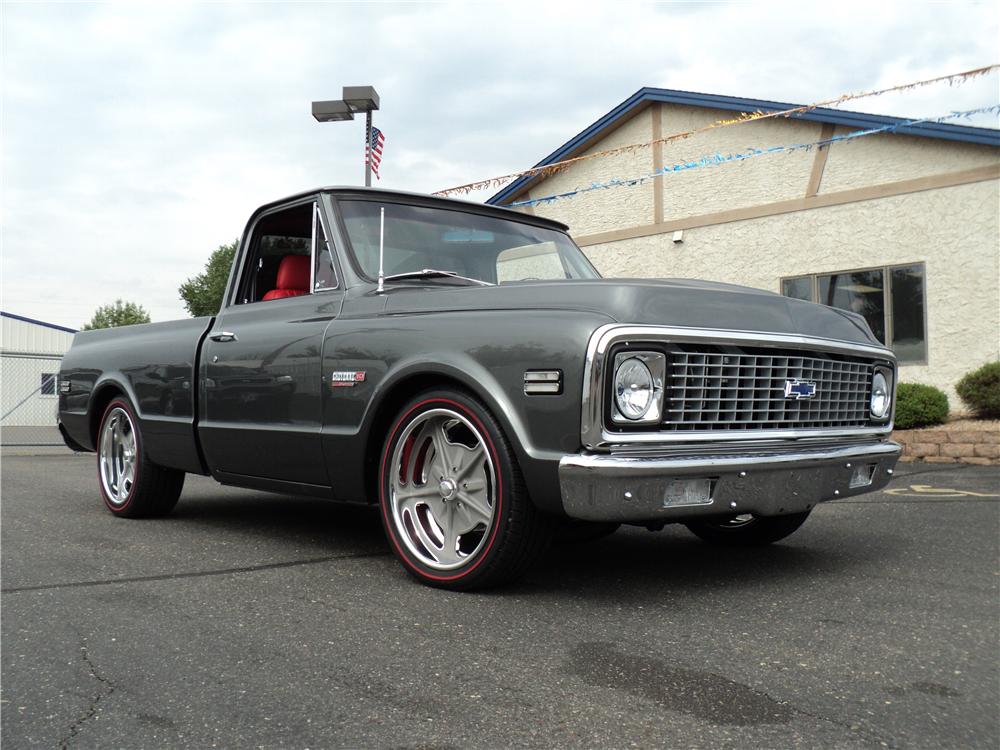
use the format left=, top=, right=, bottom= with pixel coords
left=378, top=389, right=551, bottom=590
left=97, top=397, right=184, bottom=518
left=684, top=511, right=811, bottom=547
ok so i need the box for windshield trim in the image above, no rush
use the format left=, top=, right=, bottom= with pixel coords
left=331, top=195, right=600, bottom=287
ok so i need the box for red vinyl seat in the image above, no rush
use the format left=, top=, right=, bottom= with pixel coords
left=262, top=255, right=310, bottom=301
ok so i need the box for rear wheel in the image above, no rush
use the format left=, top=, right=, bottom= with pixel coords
left=97, top=397, right=184, bottom=518
left=378, top=388, right=551, bottom=590
left=684, top=511, right=810, bottom=547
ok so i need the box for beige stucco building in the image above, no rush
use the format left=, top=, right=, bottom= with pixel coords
left=490, top=89, right=1000, bottom=409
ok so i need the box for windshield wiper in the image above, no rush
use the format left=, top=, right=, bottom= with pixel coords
left=382, top=269, right=494, bottom=286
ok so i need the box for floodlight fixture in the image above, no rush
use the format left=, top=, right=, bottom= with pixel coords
left=342, top=86, right=380, bottom=113
left=311, top=100, right=355, bottom=122
left=312, top=85, right=381, bottom=186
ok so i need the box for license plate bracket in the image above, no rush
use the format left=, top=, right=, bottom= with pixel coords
left=663, top=478, right=715, bottom=508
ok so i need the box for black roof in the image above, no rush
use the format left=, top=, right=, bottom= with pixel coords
left=255, top=186, right=569, bottom=231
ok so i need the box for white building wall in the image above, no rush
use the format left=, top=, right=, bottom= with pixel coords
left=820, top=126, right=1000, bottom=192
left=1, top=355, right=61, bottom=427
left=1, top=315, right=76, bottom=430
left=654, top=104, right=820, bottom=220
left=526, top=109, right=656, bottom=234
left=2, top=315, right=75, bottom=355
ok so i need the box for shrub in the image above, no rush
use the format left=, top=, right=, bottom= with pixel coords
left=955, top=361, right=1000, bottom=419
left=894, top=383, right=949, bottom=429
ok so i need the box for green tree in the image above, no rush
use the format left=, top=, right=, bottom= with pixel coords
left=179, top=240, right=238, bottom=317
left=82, top=299, right=151, bottom=330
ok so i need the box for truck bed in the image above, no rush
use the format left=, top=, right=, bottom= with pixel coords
left=58, top=316, right=215, bottom=474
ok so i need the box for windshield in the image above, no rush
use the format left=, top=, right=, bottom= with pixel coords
left=337, top=199, right=600, bottom=285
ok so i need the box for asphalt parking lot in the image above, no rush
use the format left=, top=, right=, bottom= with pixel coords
left=2, top=450, right=998, bottom=749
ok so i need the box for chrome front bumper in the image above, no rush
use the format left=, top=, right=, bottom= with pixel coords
left=558, top=440, right=901, bottom=523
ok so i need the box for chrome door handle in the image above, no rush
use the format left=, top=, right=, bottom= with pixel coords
left=209, top=331, right=238, bottom=343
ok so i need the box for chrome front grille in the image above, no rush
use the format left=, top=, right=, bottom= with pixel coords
left=662, top=345, right=873, bottom=431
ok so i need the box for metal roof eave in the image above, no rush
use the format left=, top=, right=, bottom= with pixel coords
left=0, top=310, right=78, bottom=334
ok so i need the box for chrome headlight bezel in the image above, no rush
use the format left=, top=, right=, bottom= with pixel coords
left=610, top=350, right=665, bottom=424
left=870, top=366, right=893, bottom=420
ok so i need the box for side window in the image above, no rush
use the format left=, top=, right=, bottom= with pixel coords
left=237, top=203, right=314, bottom=304
left=313, top=205, right=338, bottom=291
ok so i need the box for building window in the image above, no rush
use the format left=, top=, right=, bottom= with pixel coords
left=40, top=373, right=57, bottom=396
left=781, top=263, right=927, bottom=364
left=781, top=276, right=813, bottom=302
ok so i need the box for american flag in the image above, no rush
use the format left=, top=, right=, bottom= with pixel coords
left=366, top=126, right=385, bottom=180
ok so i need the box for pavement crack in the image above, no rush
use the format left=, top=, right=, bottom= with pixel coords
left=58, top=637, right=116, bottom=749
left=1, top=550, right=389, bottom=594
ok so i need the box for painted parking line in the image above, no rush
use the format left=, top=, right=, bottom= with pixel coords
left=884, top=483, right=999, bottom=498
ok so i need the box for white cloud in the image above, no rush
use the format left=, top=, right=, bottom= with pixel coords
left=2, top=0, right=997, bottom=327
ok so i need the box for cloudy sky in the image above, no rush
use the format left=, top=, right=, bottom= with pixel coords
left=3, top=1, right=998, bottom=328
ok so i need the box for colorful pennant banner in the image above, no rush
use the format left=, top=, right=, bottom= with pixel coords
left=507, top=105, right=1000, bottom=208
left=433, top=64, right=998, bottom=198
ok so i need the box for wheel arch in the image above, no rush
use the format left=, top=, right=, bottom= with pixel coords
left=360, top=363, right=533, bottom=508
left=88, top=377, right=139, bottom=448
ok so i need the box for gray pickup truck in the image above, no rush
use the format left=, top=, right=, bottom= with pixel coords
left=58, top=187, right=900, bottom=589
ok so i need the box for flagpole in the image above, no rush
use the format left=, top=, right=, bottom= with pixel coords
left=365, top=110, right=373, bottom=187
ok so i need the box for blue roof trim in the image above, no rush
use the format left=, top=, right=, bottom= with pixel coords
left=1, top=311, right=78, bottom=334
left=488, top=87, right=1000, bottom=205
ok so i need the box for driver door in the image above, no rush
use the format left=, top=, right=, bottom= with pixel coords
left=199, top=199, right=343, bottom=487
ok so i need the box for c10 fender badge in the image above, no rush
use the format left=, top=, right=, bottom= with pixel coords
left=784, top=379, right=817, bottom=399
left=330, top=371, right=367, bottom=388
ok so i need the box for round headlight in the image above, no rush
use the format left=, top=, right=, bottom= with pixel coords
left=614, top=357, right=653, bottom=420
left=870, top=370, right=891, bottom=419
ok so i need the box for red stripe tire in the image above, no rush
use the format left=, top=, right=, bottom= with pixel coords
left=377, top=388, right=551, bottom=590
left=97, top=396, right=184, bottom=518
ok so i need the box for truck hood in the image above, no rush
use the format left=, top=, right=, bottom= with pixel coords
left=381, top=278, right=882, bottom=347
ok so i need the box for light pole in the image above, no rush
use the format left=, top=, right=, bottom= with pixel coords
left=312, top=86, right=381, bottom=187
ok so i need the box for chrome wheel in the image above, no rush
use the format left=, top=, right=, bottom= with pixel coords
left=388, top=407, right=496, bottom=570
left=99, top=406, right=137, bottom=506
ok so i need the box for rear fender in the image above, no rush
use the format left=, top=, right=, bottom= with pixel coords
left=86, top=374, right=143, bottom=449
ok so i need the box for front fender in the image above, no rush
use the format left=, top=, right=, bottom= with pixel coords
left=364, top=356, right=564, bottom=465
left=319, top=308, right=611, bottom=511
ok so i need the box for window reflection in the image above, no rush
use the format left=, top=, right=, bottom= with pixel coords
left=890, top=265, right=927, bottom=363
left=781, top=276, right=813, bottom=302
left=314, top=215, right=338, bottom=290
left=818, top=270, right=886, bottom=343
left=780, top=264, right=927, bottom=364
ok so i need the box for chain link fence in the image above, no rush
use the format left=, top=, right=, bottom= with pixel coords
left=1, top=353, right=64, bottom=446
